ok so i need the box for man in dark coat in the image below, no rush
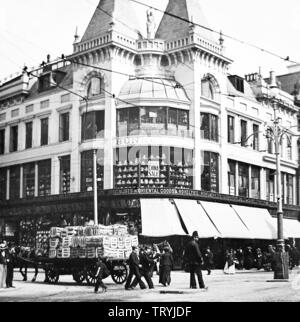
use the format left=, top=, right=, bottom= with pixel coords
left=6, top=245, right=15, bottom=288
left=184, top=231, right=207, bottom=290
left=125, top=246, right=146, bottom=290
left=94, top=258, right=110, bottom=293
left=131, top=247, right=155, bottom=289
left=204, top=247, right=214, bottom=275
left=159, top=247, right=174, bottom=287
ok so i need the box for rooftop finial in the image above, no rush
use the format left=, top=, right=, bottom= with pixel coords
left=74, top=26, right=80, bottom=43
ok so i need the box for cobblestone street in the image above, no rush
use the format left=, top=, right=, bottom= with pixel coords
left=1, top=269, right=300, bottom=302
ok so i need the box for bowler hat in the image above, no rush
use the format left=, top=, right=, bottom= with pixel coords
left=192, top=231, right=199, bottom=238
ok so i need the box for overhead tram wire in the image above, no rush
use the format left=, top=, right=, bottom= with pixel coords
left=128, top=0, right=300, bottom=65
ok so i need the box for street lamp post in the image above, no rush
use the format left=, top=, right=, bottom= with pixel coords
left=271, top=101, right=289, bottom=280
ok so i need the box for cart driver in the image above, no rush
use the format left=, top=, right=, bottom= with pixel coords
left=94, top=257, right=110, bottom=294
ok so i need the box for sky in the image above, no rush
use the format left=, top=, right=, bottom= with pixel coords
left=0, top=0, right=300, bottom=81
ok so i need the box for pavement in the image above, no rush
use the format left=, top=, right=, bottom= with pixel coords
left=0, top=268, right=300, bottom=302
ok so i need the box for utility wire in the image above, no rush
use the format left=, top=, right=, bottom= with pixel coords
left=129, top=0, right=300, bottom=65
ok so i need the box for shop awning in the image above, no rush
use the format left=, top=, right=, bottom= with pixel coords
left=271, top=218, right=300, bottom=239
left=231, top=205, right=277, bottom=240
left=174, top=199, right=221, bottom=238
left=199, top=201, right=252, bottom=239
left=140, top=199, right=187, bottom=237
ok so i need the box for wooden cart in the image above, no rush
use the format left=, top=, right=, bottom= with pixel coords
left=36, top=257, right=128, bottom=286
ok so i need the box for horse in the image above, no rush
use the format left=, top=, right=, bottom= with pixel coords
left=15, top=247, right=39, bottom=282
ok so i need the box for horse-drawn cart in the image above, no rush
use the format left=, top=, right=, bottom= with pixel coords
left=36, top=257, right=128, bottom=286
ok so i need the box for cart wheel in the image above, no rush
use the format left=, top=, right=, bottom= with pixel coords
left=86, top=265, right=98, bottom=286
left=45, top=267, right=59, bottom=284
left=73, top=268, right=86, bottom=284
left=111, top=263, right=128, bottom=285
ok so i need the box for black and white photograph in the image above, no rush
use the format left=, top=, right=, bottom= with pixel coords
left=1, top=0, right=300, bottom=309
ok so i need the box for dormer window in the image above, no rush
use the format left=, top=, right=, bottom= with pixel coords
left=87, top=77, right=104, bottom=98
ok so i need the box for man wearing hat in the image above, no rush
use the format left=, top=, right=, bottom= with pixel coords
left=0, top=243, right=8, bottom=289
left=184, top=231, right=207, bottom=290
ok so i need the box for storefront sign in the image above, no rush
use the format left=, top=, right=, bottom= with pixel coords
left=148, top=161, right=160, bottom=178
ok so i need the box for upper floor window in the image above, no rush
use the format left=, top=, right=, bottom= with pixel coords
left=41, top=118, right=49, bottom=146
left=82, top=111, right=105, bottom=141
left=59, top=112, right=70, bottom=142
left=25, top=122, right=33, bottom=149
left=228, top=116, right=235, bottom=144
left=238, top=163, right=249, bottom=197
left=287, top=136, right=292, bottom=160
left=87, top=77, right=104, bottom=98
left=201, top=79, right=215, bottom=100
left=38, top=159, right=51, bottom=197
left=10, top=125, right=18, bottom=152
left=201, top=113, right=219, bottom=142
left=240, top=120, right=248, bottom=147
left=252, top=124, right=259, bottom=151
left=23, top=163, right=35, bottom=198
left=0, top=129, right=5, bottom=155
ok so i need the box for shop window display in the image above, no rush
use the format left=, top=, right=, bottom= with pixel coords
left=23, top=163, right=35, bottom=198
left=60, top=155, right=71, bottom=194
left=81, top=150, right=104, bottom=192
left=114, top=146, right=193, bottom=190
left=38, top=160, right=51, bottom=197
left=286, top=174, right=294, bottom=205
left=201, top=152, right=219, bottom=192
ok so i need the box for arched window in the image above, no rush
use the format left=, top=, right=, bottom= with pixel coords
left=201, top=79, right=215, bottom=100
left=87, top=77, right=104, bottom=97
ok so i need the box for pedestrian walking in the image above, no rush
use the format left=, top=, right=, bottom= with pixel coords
left=0, top=243, right=8, bottom=289
left=255, top=248, right=263, bottom=270
left=159, top=247, right=174, bottom=287
left=131, top=246, right=155, bottom=289
left=125, top=246, right=146, bottom=290
left=236, top=247, right=244, bottom=270
left=94, top=258, right=110, bottom=293
left=204, top=246, right=214, bottom=275
left=183, top=231, right=207, bottom=290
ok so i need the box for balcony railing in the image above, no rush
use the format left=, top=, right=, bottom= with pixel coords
left=117, top=127, right=194, bottom=139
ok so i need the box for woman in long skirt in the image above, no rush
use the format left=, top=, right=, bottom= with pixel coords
left=224, top=249, right=236, bottom=275
left=0, top=245, right=8, bottom=289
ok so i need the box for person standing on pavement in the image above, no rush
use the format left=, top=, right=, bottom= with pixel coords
left=94, top=258, right=110, bottom=293
left=125, top=246, right=146, bottom=290
left=184, top=231, right=207, bottom=290
left=131, top=246, right=155, bottom=289
left=0, top=244, right=8, bottom=289
left=159, top=247, right=174, bottom=287
left=204, top=247, right=214, bottom=275
left=6, top=244, right=15, bottom=288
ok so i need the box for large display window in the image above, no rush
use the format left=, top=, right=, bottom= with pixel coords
left=82, top=111, right=105, bottom=141
left=251, top=166, right=260, bottom=199
left=81, top=150, right=104, bottom=192
left=228, top=160, right=236, bottom=196
left=266, top=169, right=275, bottom=202
left=23, top=163, right=35, bottom=198
left=38, top=160, right=51, bottom=197
left=238, top=163, right=249, bottom=197
left=201, top=152, right=219, bottom=192
left=117, top=107, right=189, bottom=137
left=114, top=146, right=193, bottom=189
left=60, top=155, right=71, bottom=194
